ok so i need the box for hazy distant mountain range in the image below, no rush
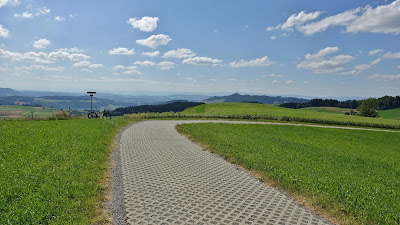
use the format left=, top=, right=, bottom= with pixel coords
left=204, top=93, right=309, bottom=104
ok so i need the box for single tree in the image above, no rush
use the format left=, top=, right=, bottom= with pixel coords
left=357, top=98, right=379, bottom=117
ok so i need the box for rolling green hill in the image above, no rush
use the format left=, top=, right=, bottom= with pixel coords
left=379, top=108, right=400, bottom=120
left=182, top=103, right=400, bottom=129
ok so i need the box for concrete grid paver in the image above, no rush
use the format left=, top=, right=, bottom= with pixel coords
left=118, top=120, right=332, bottom=225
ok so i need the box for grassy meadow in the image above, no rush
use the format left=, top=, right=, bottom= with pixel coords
left=379, top=108, right=400, bottom=120
left=177, top=123, right=400, bottom=224
left=181, top=103, right=400, bottom=129
left=0, top=105, right=57, bottom=120
left=0, top=117, right=133, bottom=224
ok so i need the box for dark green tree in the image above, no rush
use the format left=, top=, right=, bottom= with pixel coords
left=357, top=98, right=379, bottom=117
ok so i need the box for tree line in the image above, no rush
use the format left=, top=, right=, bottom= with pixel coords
left=280, top=95, right=400, bottom=110
left=111, top=101, right=204, bottom=116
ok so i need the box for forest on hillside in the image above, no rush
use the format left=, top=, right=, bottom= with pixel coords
left=280, top=95, right=400, bottom=110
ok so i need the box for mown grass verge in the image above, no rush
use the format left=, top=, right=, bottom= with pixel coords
left=0, top=116, right=135, bottom=224
left=176, top=123, right=400, bottom=224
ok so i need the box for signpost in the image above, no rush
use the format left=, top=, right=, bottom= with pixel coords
left=87, top=91, right=98, bottom=118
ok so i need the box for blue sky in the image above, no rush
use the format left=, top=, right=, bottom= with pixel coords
left=1, top=0, right=400, bottom=97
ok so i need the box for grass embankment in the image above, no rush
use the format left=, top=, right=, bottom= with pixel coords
left=0, top=116, right=134, bottom=224
left=177, top=123, right=400, bottom=224
left=181, top=103, right=400, bottom=129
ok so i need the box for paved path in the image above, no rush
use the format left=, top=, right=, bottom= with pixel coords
left=113, top=120, right=345, bottom=224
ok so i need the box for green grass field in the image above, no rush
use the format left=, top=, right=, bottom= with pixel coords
left=0, top=105, right=57, bottom=120
left=0, top=117, right=133, bottom=224
left=379, top=108, right=400, bottom=120
left=182, top=103, right=400, bottom=129
left=299, top=107, right=354, bottom=114
left=177, top=123, right=400, bottom=224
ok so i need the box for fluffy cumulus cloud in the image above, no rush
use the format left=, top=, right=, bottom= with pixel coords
left=33, top=39, right=51, bottom=49
left=269, top=0, right=400, bottom=35
left=136, top=34, right=171, bottom=48
left=108, top=47, right=134, bottom=55
left=229, top=56, right=273, bottom=67
left=73, top=61, right=103, bottom=68
left=261, top=73, right=283, bottom=78
left=133, top=60, right=175, bottom=70
left=142, top=51, right=160, bottom=57
left=0, top=0, right=21, bottom=8
left=0, top=48, right=52, bottom=63
left=0, top=48, right=90, bottom=64
left=127, top=16, right=159, bottom=32
left=297, top=47, right=354, bottom=74
left=182, top=57, right=222, bottom=65
left=113, top=65, right=141, bottom=75
left=162, top=48, right=195, bottom=58
left=368, top=74, right=400, bottom=81
left=0, top=24, right=9, bottom=38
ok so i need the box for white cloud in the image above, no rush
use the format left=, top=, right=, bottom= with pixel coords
left=346, top=0, right=400, bottom=34
left=48, top=50, right=90, bottom=61
left=13, top=7, right=50, bottom=19
left=272, top=80, right=280, bottom=83
left=285, top=80, right=294, bottom=84
left=162, top=48, right=195, bottom=58
left=114, top=65, right=126, bottom=70
left=55, top=16, right=65, bottom=22
left=183, top=57, right=222, bottom=65
left=0, top=48, right=52, bottom=64
left=0, top=24, right=9, bottom=38
left=270, top=36, right=277, bottom=40
left=261, top=73, right=283, bottom=77
left=56, top=47, right=83, bottom=53
left=368, top=49, right=383, bottom=56
left=298, top=8, right=361, bottom=35
left=298, top=47, right=354, bottom=74
left=133, top=60, right=174, bottom=70
left=0, top=66, right=5, bottom=71
left=142, top=51, right=160, bottom=57
left=277, top=0, right=400, bottom=35
left=35, top=7, right=50, bottom=16
left=304, top=80, right=310, bottom=84
left=123, top=70, right=142, bottom=75
left=340, top=58, right=381, bottom=75
left=158, top=61, right=175, bottom=70
left=383, top=51, right=400, bottom=59
left=16, top=65, right=63, bottom=72
left=80, top=68, right=92, bottom=73
left=0, top=0, right=20, bottom=8
left=368, top=74, right=400, bottom=81
left=136, top=34, right=171, bottom=48
left=33, top=39, right=51, bottom=49
left=134, top=60, right=156, bottom=66
left=127, top=16, right=159, bottom=32
left=305, top=47, right=339, bottom=59
left=108, top=47, right=134, bottom=55
left=229, top=56, right=273, bottom=67
left=14, top=11, right=33, bottom=18
left=281, top=11, right=321, bottom=30
left=73, top=61, right=102, bottom=68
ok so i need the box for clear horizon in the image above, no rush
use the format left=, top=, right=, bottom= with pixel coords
left=1, top=0, right=400, bottom=98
